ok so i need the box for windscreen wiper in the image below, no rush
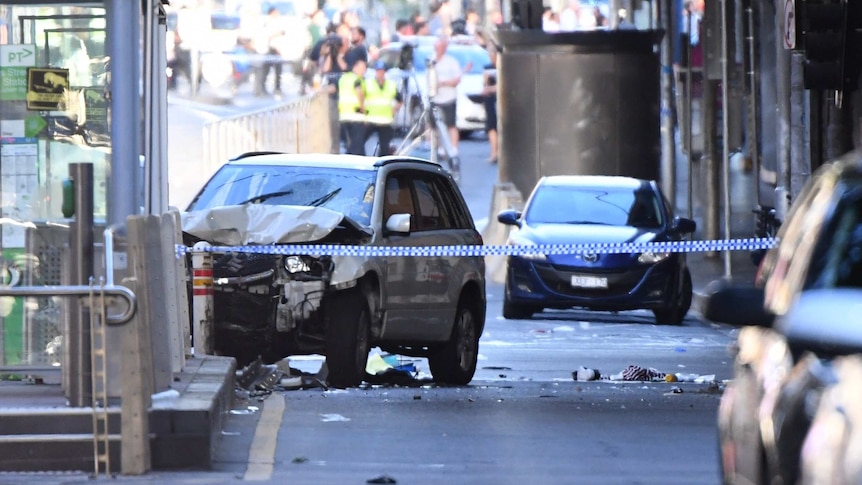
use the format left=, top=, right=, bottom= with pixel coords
left=306, top=188, right=342, bottom=207
left=236, top=190, right=294, bottom=205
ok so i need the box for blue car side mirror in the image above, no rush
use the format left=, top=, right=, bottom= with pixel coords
left=672, top=217, right=697, bottom=234
left=497, top=209, right=522, bottom=226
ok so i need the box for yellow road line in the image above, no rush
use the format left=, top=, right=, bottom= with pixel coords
left=243, top=394, right=285, bottom=481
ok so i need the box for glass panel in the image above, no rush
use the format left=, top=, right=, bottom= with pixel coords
left=0, top=3, right=108, bottom=368
left=2, top=6, right=109, bottom=223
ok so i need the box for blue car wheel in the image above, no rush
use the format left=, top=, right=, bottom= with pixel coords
left=652, top=268, right=693, bottom=325
left=502, top=283, right=541, bottom=319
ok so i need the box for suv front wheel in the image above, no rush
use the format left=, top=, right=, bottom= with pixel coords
left=428, top=300, right=479, bottom=385
left=325, top=287, right=371, bottom=388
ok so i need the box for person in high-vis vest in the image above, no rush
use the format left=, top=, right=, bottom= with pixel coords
left=337, top=58, right=367, bottom=155
left=364, top=61, right=403, bottom=156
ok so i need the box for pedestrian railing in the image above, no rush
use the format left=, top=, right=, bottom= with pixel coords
left=202, top=91, right=331, bottom=171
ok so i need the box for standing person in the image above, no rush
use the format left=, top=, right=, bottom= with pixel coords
left=345, top=26, right=369, bottom=68
left=543, top=8, right=561, bottom=32
left=560, top=0, right=582, bottom=31
left=391, top=18, right=413, bottom=42
left=413, top=20, right=431, bottom=36
left=427, top=0, right=451, bottom=36
left=593, top=6, right=608, bottom=28
left=337, top=58, right=368, bottom=155
left=253, top=7, right=285, bottom=97
left=299, top=9, right=328, bottom=94
left=364, top=61, right=403, bottom=156
left=481, top=49, right=498, bottom=164
left=166, top=26, right=191, bottom=90
left=431, top=35, right=469, bottom=158
left=464, top=8, right=480, bottom=36
left=320, top=32, right=349, bottom=153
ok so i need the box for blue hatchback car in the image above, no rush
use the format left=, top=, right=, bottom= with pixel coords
left=497, top=175, right=697, bottom=324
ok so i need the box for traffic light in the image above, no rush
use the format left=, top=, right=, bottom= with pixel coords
left=800, top=0, right=852, bottom=91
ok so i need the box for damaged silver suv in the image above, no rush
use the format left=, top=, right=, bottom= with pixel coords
left=182, top=152, right=486, bottom=388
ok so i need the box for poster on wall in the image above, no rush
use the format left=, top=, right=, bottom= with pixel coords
left=0, top=139, right=38, bottom=248
left=44, top=87, right=110, bottom=148
left=26, top=67, right=69, bottom=111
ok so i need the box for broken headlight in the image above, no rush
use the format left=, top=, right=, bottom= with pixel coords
left=284, top=255, right=312, bottom=274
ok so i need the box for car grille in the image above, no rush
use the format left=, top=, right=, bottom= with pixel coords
left=534, top=263, right=649, bottom=297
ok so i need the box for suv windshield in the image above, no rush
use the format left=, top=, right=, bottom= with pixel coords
left=187, top=165, right=376, bottom=226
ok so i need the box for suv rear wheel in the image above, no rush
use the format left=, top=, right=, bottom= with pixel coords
left=325, top=287, right=371, bottom=388
left=429, top=300, right=479, bottom=385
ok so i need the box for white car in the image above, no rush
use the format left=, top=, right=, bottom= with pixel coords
left=376, top=39, right=492, bottom=136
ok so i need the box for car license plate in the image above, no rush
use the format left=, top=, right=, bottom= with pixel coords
left=571, top=275, right=608, bottom=288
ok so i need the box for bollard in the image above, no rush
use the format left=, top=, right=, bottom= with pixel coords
left=190, top=241, right=214, bottom=355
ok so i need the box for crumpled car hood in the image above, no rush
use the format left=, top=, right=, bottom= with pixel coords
left=182, top=204, right=351, bottom=245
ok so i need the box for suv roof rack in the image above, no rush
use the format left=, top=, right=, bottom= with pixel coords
left=231, top=151, right=283, bottom=160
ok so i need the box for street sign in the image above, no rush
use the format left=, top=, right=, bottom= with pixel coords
left=26, top=68, right=69, bottom=111
left=0, top=45, right=36, bottom=67
left=0, top=45, right=36, bottom=101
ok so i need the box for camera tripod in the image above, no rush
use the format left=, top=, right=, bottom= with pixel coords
left=392, top=60, right=461, bottom=184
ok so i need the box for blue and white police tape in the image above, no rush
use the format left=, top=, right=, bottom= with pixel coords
left=177, top=237, right=778, bottom=258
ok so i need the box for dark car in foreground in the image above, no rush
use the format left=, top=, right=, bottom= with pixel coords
left=496, top=175, right=696, bottom=324
left=182, top=152, right=486, bottom=388
left=703, top=150, right=862, bottom=484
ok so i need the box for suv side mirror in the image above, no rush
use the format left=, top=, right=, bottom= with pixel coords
left=701, top=279, right=774, bottom=327
left=497, top=209, right=522, bottom=226
left=778, top=289, right=862, bottom=356
left=385, top=213, right=411, bottom=234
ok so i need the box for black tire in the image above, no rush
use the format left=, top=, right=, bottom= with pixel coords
left=653, top=268, right=693, bottom=325
left=324, top=287, right=371, bottom=388
left=428, top=300, right=479, bottom=385
left=502, top=292, right=536, bottom=320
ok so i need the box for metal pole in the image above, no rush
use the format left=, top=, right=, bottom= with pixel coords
left=191, top=242, right=214, bottom=355
left=156, top=2, right=169, bottom=214
left=143, top=1, right=154, bottom=215
left=107, top=0, right=141, bottom=227
left=720, top=0, right=731, bottom=277
left=660, top=0, right=676, bottom=208
left=746, top=3, right=760, bottom=207
left=686, top=7, right=693, bottom=221
left=67, top=163, right=94, bottom=407
left=774, top=0, right=792, bottom=223
left=703, top=78, right=719, bottom=253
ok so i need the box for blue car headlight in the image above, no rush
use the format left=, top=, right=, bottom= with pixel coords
left=637, top=251, right=671, bottom=264
left=507, top=235, right=547, bottom=261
